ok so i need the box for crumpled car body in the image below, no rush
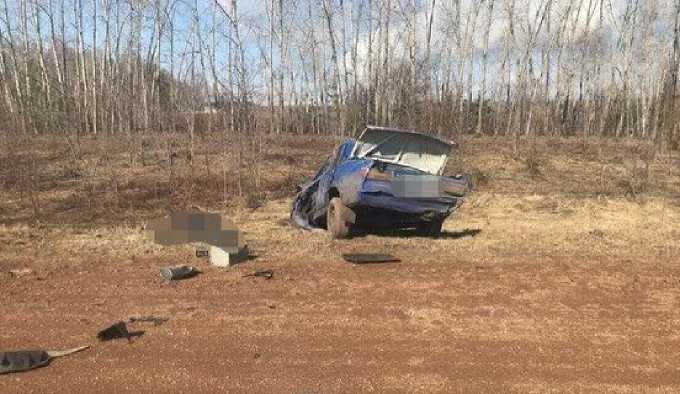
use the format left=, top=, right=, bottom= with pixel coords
left=291, top=126, right=469, bottom=237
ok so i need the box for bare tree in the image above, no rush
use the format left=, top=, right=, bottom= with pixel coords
left=0, top=0, right=676, bottom=147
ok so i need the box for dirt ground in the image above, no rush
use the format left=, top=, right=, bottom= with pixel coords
left=1, top=134, right=680, bottom=392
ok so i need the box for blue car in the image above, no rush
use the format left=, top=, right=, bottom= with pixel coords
left=291, top=126, right=469, bottom=238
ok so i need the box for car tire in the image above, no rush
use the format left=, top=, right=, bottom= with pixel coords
left=416, top=219, right=443, bottom=237
left=327, top=197, right=351, bottom=239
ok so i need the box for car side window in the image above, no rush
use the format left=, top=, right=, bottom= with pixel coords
left=334, top=141, right=354, bottom=164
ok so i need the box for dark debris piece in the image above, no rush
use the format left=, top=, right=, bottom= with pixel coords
left=97, top=321, right=144, bottom=342
left=342, top=253, right=401, bottom=264
left=0, top=351, right=49, bottom=374
left=242, top=269, right=274, bottom=280
left=0, top=346, right=88, bottom=375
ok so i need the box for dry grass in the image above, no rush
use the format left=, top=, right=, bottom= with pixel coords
left=0, top=133, right=679, bottom=272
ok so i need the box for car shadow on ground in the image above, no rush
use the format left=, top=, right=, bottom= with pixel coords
left=351, top=227, right=482, bottom=239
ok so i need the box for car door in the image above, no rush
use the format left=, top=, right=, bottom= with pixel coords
left=313, top=141, right=355, bottom=210
left=309, top=146, right=339, bottom=219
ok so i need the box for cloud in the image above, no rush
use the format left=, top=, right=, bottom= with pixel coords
left=335, top=0, right=676, bottom=87
left=204, top=0, right=676, bottom=98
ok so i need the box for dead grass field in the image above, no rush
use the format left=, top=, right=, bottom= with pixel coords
left=1, top=133, right=680, bottom=393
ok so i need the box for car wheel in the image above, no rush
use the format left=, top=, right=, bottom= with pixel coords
left=327, top=197, right=351, bottom=239
left=416, top=219, right=443, bottom=237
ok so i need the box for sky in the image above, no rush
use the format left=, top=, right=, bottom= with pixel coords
left=136, top=0, right=680, bottom=99
left=2, top=0, right=675, bottom=100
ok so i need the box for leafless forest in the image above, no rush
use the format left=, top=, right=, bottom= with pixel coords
left=1, top=0, right=680, bottom=145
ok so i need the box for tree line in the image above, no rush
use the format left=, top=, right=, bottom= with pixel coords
left=1, top=0, right=680, bottom=146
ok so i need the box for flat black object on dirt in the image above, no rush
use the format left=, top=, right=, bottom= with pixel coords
left=342, top=253, right=401, bottom=264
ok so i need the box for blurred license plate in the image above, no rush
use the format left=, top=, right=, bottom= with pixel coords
left=391, top=175, right=440, bottom=198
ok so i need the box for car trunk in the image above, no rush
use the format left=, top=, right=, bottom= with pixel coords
left=361, top=161, right=468, bottom=200
left=351, top=126, right=452, bottom=175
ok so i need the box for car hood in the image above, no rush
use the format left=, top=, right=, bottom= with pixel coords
left=351, top=126, right=452, bottom=175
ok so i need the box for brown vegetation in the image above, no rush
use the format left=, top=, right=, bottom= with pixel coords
left=1, top=132, right=678, bottom=248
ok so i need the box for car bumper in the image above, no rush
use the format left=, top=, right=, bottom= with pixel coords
left=353, top=191, right=459, bottom=217
left=354, top=178, right=461, bottom=215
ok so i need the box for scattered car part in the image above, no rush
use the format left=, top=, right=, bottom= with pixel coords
left=159, top=265, right=199, bottom=281
left=0, top=346, right=89, bottom=374
left=209, top=244, right=250, bottom=267
left=342, top=253, right=401, bottom=264
left=242, top=270, right=274, bottom=280
left=291, top=126, right=469, bottom=238
left=97, top=321, right=144, bottom=342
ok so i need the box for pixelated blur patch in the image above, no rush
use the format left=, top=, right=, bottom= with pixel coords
left=145, top=212, right=241, bottom=248
left=391, top=175, right=441, bottom=198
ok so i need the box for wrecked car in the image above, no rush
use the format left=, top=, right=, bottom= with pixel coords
left=291, top=126, right=469, bottom=238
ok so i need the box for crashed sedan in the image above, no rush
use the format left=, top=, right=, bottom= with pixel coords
left=291, top=126, right=469, bottom=239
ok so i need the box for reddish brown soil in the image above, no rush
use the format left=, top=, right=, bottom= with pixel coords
left=2, top=254, right=680, bottom=393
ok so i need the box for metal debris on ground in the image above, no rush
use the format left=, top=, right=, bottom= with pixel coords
left=128, top=315, right=169, bottom=327
left=97, top=321, right=144, bottom=342
left=242, top=270, right=274, bottom=280
left=0, top=346, right=89, bottom=374
left=342, top=253, right=401, bottom=264
left=159, top=265, right=199, bottom=281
